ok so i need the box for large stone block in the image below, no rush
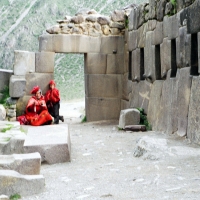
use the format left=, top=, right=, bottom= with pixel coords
left=25, top=73, right=54, bottom=95
left=177, top=67, right=192, bottom=137
left=137, top=80, right=152, bottom=114
left=144, top=32, right=156, bottom=82
left=163, top=16, right=169, bottom=38
left=118, top=108, right=140, bottom=129
left=86, top=97, right=121, bottom=121
left=13, top=50, right=35, bottom=75
left=122, top=73, right=132, bottom=100
left=100, top=36, right=124, bottom=54
left=121, top=99, right=129, bottom=110
left=0, top=153, right=41, bottom=175
left=157, top=70, right=179, bottom=134
left=176, top=27, right=191, bottom=68
left=156, top=0, right=167, bottom=21
left=39, top=34, right=101, bottom=53
left=127, top=30, right=138, bottom=51
left=147, top=80, right=164, bottom=131
left=16, top=95, right=31, bottom=116
left=0, top=170, right=44, bottom=197
left=152, top=21, right=163, bottom=45
left=85, top=53, right=107, bottom=74
left=131, top=48, right=141, bottom=82
left=9, top=75, right=26, bottom=98
left=129, top=82, right=139, bottom=108
left=176, top=0, right=193, bottom=12
left=85, top=74, right=122, bottom=98
left=35, top=52, right=55, bottom=73
left=24, top=125, right=71, bottom=164
left=187, top=76, right=200, bottom=144
left=167, top=15, right=179, bottom=40
left=106, top=54, right=124, bottom=74
left=160, top=38, right=171, bottom=78
left=123, top=43, right=129, bottom=73
left=0, top=69, right=13, bottom=91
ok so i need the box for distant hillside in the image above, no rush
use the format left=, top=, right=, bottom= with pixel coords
left=0, top=0, right=146, bottom=100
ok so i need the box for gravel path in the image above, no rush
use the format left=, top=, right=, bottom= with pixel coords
left=21, top=102, right=200, bottom=200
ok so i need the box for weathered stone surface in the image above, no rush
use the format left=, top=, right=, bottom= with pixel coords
left=46, top=25, right=61, bottom=34
left=176, top=26, right=191, bottom=68
left=9, top=75, right=26, bottom=98
left=127, top=30, right=138, bottom=51
left=121, top=99, right=129, bottom=110
left=176, top=67, right=192, bottom=137
left=137, top=23, right=147, bottom=48
left=156, top=0, right=167, bottom=21
left=177, top=0, right=193, bottom=12
left=111, top=10, right=125, bottom=22
left=123, top=43, right=129, bottom=73
left=102, top=25, right=110, bottom=35
left=163, top=15, right=169, bottom=38
left=147, top=80, right=163, bottom=131
left=100, top=36, right=124, bottom=54
left=137, top=80, right=152, bottom=114
left=122, top=73, right=132, bottom=100
left=16, top=95, right=30, bottom=117
left=147, top=20, right=157, bottom=31
left=24, top=125, right=71, bottom=164
left=165, top=2, right=174, bottom=16
left=0, top=170, right=44, bottom=196
left=187, top=76, right=200, bottom=144
left=152, top=21, right=163, bottom=45
left=0, top=121, right=26, bottom=155
left=85, top=74, right=122, bottom=98
left=118, top=108, right=140, bottom=129
left=160, top=38, right=171, bottom=78
left=25, top=73, right=53, bottom=96
left=144, top=32, right=156, bottom=82
left=124, top=125, right=146, bottom=131
left=0, top=105, right=6, bottom=121
left=39, top=34, right=101, bottom=53
left=129, top=82, right=139, bottom=108
left=70, top=15, right=84, bottom=24
left=97, top=16, right=110, bottom=25
left=13, top=50, right=35, bottom=75
left=35, top=52, right=55, bottom=73
left=180, top=0, right=200, bottom=34
left=157, top=70, right=179, bottom=134
left=0, top=195, right=9, bottom=200
left=0, top=69, right=13, bottom=92
left=85, top=53, right=107, bottom=74
left=109, top=22, right=125, bottom=29
left=148, top=0, right=156, bottom=19
left=0, top=153, right=41, bottom=175
left=86, top=97, right=121, bottom=121
left=167, top=15, right=179, bottom=40
left=131, top=48, right=141, bottom=82
left=106, top=54, right=124, bottom=74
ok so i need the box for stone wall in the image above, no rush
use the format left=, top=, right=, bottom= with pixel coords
left=125, top=0, right=200, bottom=144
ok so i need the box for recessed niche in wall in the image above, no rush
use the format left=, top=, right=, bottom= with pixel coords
left=170, top=39, right=177, bottom=78
left=190, top=33, right=199, bottom=76
left=140, top=48, right=145, bottom=80
left=155, top=45, right=161, bottom=80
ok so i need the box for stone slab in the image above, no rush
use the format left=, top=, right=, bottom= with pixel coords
left=152, top=21, right=163, bottom=45
left=9, top=75, right=26, bottom=98
left=106, top=54, right=124, bottom=74
left=121, top=99, right=129, bottom=110
left=0, top=69, right=13, bottom=92
left=131, top=48, right=141, bottom=81
left=23, top=125, right=71, bottom=164
left=13, top=50, right=35, bottom=75
left=124, top=125, right=146, bottom=132
left=85, top=53, right=107, bottom=74
left=0, top=170, right=44, bottom=197
left=167, top=14, right=179, bottom=40
left=122, top=73, right=132, bottom=100
left=118, top=108, right=140, bottom=129
left=86, top=97, right=121, bottom=122
left=0, top=153, right=41, bottom=175
left=128, top=30, right=138, bottom=51
left=129, top=82, right=139, bottom=109
left=35, top=52, right=55, bottom=73
left=85, top=74, right=122, bottom=98
left=16, top=95, right=31, bottom=117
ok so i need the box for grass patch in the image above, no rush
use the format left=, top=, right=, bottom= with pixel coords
left=10, top=194, right=21, bottom=200
left=0, top=86, right=9, bottom=105
left=1, top=124, right=14, bottom=133
left=81, top=115, right=87, bottom=123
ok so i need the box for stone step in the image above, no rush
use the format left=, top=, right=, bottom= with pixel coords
left=0, top=152, right=41, bottom=175
left=0, top=121, right=27, bottom=155
left=0, top=170, right=44, bottom=197
left=23, top=124, right=71, bottom=164
left=124, top=125, right=146, bottom=132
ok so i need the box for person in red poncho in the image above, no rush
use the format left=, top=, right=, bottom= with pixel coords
left=17, top=86, right=53, bottom=126
left=44, top=80, right=64, bottom=124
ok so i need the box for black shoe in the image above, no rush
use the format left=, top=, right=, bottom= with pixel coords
left=60, top=116, right=64, bottom=122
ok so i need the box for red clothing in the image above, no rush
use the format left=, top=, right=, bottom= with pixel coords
left=45, top=88, right=60, bottom=104
left=17, top=96, right=52, bottom=126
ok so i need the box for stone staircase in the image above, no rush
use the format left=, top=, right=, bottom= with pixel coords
left=0, top=121, right=71, bottom=198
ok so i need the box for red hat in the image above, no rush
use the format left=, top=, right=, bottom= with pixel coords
left=31, top=86, right=40, bottom=94
left=49, top=80, right=56, bottom=85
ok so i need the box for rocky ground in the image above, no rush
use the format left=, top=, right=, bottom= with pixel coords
left=21, top=101, right=200, bottom=200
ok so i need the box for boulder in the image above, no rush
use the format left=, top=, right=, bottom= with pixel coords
left=118, top=108, right=140, bottom=129
left=111, top=10, right=125, bottom=22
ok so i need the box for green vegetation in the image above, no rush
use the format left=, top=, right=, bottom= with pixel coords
left=136, top=107, right=152, bottom=131
left=1, top=124, right=14, bottom=133
left=81, top=115, right=87, bottom=123
left=10, top=194, right=21, bottom=200
left=0, top=86, right=9, bottom=105
left=170, top=0, right=177, bottom=15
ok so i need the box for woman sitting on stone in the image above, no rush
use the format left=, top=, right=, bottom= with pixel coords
left=17, top=86, right=53, bottom=126
left=45, top=80, right=64, bottom=124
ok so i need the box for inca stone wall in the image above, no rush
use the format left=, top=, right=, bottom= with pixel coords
left=4, top=1, right=200, bottom=144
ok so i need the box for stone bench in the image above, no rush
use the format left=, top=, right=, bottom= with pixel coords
left=23, top=124, right=71, bottom=164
